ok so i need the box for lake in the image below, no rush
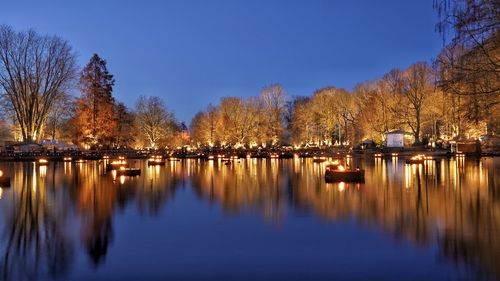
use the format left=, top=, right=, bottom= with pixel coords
left=0, top=156, right=498, bottom=281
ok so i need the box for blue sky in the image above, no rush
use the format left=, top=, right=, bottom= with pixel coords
left=1, top=0, right=443, bottom=122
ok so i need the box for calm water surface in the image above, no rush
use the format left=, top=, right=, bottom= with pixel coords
left=0, top=157, right=498, bottom=281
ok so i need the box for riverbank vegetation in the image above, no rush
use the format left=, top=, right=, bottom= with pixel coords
left=0, top=0, right=497, bottom=150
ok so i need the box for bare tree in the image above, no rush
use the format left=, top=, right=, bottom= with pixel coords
left=135, top=95, right=176, bottom=148
left=260, top=84, right=287, bottom=146
left=0, top=25, right=77, bottom=142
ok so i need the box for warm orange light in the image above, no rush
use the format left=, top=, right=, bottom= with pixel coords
left=337, top=165, right=346, bottom=171
left=0, top=170, right=3, bottom=177
left=63, top=157, right=72, bottom=161
left=38, top=159, right=48, bottom=164
left=119, top=166, right=126, bottom=170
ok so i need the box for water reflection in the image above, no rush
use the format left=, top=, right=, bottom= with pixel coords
left=0, top=157, right=498, bottom=280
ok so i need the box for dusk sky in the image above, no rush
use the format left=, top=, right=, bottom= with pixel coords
left=1, top=0, right=443, bottom=122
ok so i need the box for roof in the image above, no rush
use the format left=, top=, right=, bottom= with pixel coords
left=384, top=130, right=407, bottom=135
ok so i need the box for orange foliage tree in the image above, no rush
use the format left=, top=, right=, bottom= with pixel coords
left=75, top=54, right=117, bottom=148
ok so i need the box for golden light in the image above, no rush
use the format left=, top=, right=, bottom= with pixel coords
left=293, top=153, right=299, bottom=159
left=119, top=166, right=126, bottom=170
left=119, top=175, right=126, bottom=184
left=338, top=182, right=345, bottom=191
left=38, top=158, right=48, bottom=164
left=0, top=170, right=3, bottom=177
left=337, top=165, right=346, bottom=171
left=0, top=188, right=2, bottom=199
left=208, top=155, right=215, bottom=160
left=111, top=160, right=127, bottom=165
left=270, top=153, right=279, bottom=158
left=103, top=155, right=110, bottom=159
left=63, top=157, right=72, bottom=161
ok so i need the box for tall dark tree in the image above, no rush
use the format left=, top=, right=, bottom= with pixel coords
left=0, top=25, right=77, bottom=142
left=114, top=102, right=135, bottom=148
left=75, top=54, right=116, bottom=147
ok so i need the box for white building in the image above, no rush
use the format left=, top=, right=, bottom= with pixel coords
left=385, top=130, right=407, bottom=148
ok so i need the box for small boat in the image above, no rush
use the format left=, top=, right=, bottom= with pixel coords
left=325, top=161, right=341, bottom=170
left=405, top=155, right=433, bottom=164
left=313, top=156, right=327, bottom=163
left=106, top=159, right=127, bottom=171
left=148, top=155, right=166, bottom=165
left=0, top=170, right=10, bottom=187
left=325, top=164, right=364, bottom=183
left=116, top=167, right=141, bottom=176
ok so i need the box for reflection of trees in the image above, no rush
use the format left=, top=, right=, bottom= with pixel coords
left=290, top=158, right=500, bottom=280
left=71, top=161, right=181, bottom=265
left=190, top=159, right=286, bottom=222
left=0, top=163, right=73, bottom=281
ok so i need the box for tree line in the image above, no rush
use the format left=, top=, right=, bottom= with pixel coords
left=0, top=26, right=185, bottom=149
left=0, top=0, right=497, bottom=149
left=192, top=0, right=499, bottom=148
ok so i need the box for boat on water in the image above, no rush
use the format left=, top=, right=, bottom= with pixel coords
left=116, top=167, right=141, bottom=176
left=405, top=155, right=433, bottom=164
left=313, top=156, right=328, bottom=163
left=325, top=162, right=364, bottom=183
left=148, top=155, right=165, bottom=165
left=106, top=158, right=127, bottom=171
left=0, top=170, right=10, bottom=187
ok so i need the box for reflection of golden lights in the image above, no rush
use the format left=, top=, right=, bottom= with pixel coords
left=38, top=158, right=48, bottom=164
left=0, top=187, right=3, bottom=199
left=111, top=170, right=117, bottom=180
left=0, top=170, right=3, bottom=177
left=119, top=175, right=126, bottom=184
left=39, top=165, right=47, bottom=177
left=338, top=182, right=345, bottom=192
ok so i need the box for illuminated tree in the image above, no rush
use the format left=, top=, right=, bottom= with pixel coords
left=0, top=25, right=77, bottom=142
left=75, top=54, right=117, bottom=147
left=259, top=84, right=287, bottom=146
left=434, top=0, right=499, bottom=135
left=114, top=102, right=135, bottom=148
left=135, top=95, right=177, bottom=148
